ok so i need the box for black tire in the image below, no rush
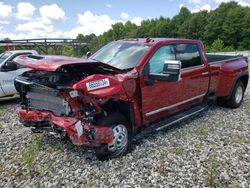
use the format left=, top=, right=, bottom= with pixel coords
left=227, top=80, right=245, bottom=108
left=94, top=112, right=132, bottom=160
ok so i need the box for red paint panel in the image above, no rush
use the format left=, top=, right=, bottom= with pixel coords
left=181, top=66, right=209, bottom=100
left=209, top=57, right=248, bottom=97
left=13, top=55, right=121, bottom=72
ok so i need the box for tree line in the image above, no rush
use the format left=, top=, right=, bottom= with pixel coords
left=75, top=1, right=250, bottom=57
left=1, top=2, right=249, bottom=56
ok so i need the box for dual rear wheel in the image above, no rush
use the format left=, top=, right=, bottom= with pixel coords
left=217, top=80, right=245, bottom=108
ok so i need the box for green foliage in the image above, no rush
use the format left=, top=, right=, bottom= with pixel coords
left=0, top=105, right=8, bottom=116
left=210, top=38, right=225, bottom=52
left=232, top=136, right=250, bottom=144
left=74, top=1, right=249, bottom=53
left=62, top=46, right=74, bottom=56
left=196, top=125, right=214, bottom=137
left=205, top=156, right=219, bottom=187
left=0, top=47, right=5, bottom=53
left=76, top=33, right=97, bottom=56
left=0, top=161, right=3, bottom=173
left=22, top=135, right=43, bottom=172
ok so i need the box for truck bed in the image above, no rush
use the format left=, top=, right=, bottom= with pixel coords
left=207, top=54, right=242, bottom=64
left=207, top=54, right=248, bottom=97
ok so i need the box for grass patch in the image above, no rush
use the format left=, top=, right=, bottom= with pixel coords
left=22, top=135, right=43, bottom=172
left=174, top=146, right=184, bottom=157
left=0, top=161, right=4, bottom=173
left=205, top=156, right=219, bottom=187
left=232, top=136, right=250, bottom=144
left=159, top=153, right=166, bottom=174
left=244, top=102, right=250, bottom=115
left=38, top=164, right=50, bottom=176
left=86, top=175, right=93, bottom=188
left=36, top=182, right=46, bottom=188
left=0, top=105, right=8, bottom=116
left=56, top=177, right=63, bottom=188
left=47, top=143, right=61, bottom=154
left=196, top=126, right=213, bottom=137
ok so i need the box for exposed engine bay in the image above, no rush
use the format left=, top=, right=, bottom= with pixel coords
left=15, top=68, right=105, bottom=146
left=20, top=64, right=119, bottom=88
left=15, top=64, right=111, bottom=117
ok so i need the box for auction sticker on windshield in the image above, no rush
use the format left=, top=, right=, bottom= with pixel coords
left=86, top=78, right=110, bottom=91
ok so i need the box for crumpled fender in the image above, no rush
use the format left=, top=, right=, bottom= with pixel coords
left=71, top=73, right=137, bottom=99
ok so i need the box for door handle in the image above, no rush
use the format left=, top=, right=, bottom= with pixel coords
left=202, top=72, right=209, bottom=76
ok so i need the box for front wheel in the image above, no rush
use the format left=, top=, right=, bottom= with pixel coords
left=94, top=113, right=131, bottom=160
left=227, top=80, right=245, bottom=108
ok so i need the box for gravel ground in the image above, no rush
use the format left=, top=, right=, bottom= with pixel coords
left=0, top=86, right=249, bottom=188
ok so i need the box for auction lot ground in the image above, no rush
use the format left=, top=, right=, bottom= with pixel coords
left=0, top=85, right=249, bottom=187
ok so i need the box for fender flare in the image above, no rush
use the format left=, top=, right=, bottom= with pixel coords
left=227, top=72, right=249, bottom=99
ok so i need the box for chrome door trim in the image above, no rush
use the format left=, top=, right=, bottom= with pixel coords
left=145, top=93, right=206, bottom=116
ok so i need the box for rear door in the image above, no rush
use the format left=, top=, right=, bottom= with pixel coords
left=176, top=43, right=209, bottom=102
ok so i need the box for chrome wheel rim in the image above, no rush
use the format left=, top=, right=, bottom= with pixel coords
left=235, top=85, right=243, bottom=104
left=108, top=124, right=128, bottom=153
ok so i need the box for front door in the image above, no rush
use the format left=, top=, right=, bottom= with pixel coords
left=0, top=61, right=28, bottom=96
left=140, top=45, right=184, bottom=123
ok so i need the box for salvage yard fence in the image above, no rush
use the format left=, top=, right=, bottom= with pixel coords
left=208, top=51, right=250, bottom=58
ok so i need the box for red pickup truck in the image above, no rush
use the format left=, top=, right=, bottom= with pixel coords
left=14, top=38, right=248, bottom=160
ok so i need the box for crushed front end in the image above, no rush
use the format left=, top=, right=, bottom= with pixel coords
left=14, top=67, right=116, bottom=147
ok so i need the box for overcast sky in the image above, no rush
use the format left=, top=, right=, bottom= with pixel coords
left=0, top=0, right=249, bottom=39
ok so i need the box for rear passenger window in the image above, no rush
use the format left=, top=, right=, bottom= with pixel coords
left=175, top=44, right=202, bottom=69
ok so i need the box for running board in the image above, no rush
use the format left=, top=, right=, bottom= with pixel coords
left=134, top=105, right=207, bottom=141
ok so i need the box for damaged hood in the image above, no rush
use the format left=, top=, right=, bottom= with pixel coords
left=13, top=54, right=122, bottom=72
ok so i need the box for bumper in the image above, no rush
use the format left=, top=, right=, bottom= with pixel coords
left=18, top=109, right=113, bottom=146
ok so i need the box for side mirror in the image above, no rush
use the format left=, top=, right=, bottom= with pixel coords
left=162, top=60, right=181, bottom=81
left=85, top=51, right=92, bottom=59
left=1, top=61, right=17, bottom=72
left=148, top=60, right=181, bottom=82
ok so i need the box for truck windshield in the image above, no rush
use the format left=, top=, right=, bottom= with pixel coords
left=90, top=42, right=151, bottom=70
left=0, top=52, right=12, bottom=63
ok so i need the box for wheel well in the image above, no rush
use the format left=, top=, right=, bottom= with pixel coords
left=238, top=75, right=248, bottom=91
left=99, top=100, right=134, bottom=125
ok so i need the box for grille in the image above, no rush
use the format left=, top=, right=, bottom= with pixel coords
left=26, top=85, right=71, bottom=116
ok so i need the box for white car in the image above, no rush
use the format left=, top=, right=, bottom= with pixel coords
left=0, top=50, right=38, bottom=98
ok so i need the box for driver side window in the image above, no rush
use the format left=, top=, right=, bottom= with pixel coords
left=149, top=45, right=175, bottom=73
